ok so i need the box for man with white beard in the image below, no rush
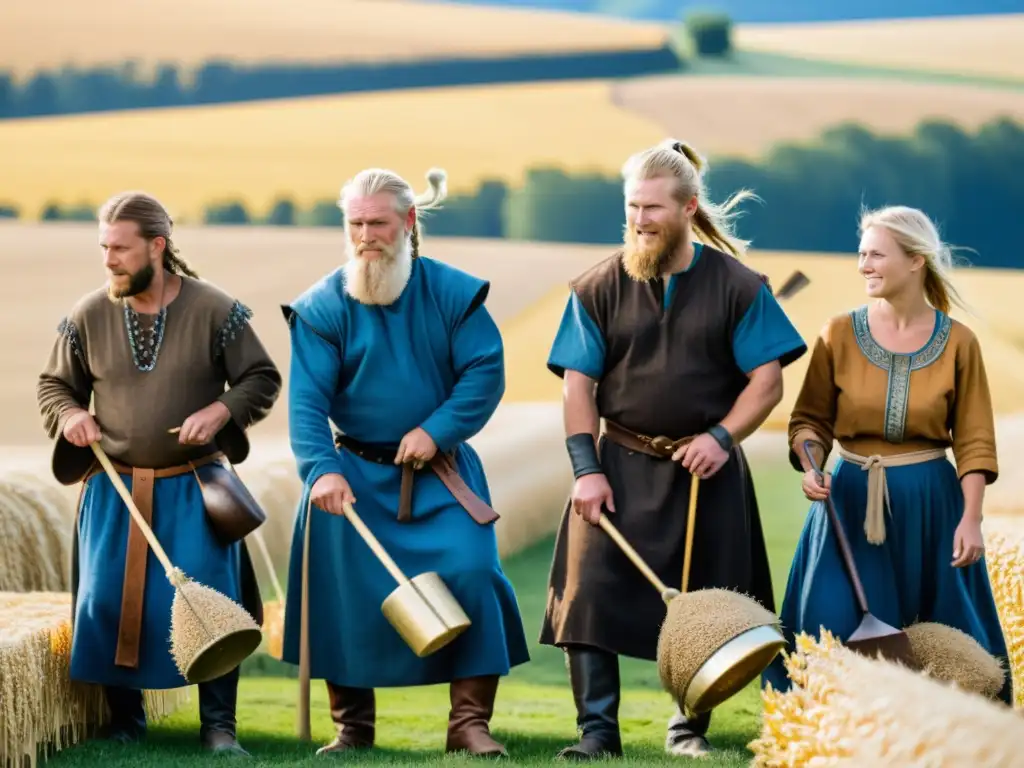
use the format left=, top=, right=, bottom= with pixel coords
left=278, top=167, right=530, bottom=758
left=538, top=139, right=807, bottom=759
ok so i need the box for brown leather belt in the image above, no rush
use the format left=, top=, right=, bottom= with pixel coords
left=334, top=434, right=499, bottom=525
left=601, top=419, right=697, bottom=459
left=82, top=451, right=224, bottom=669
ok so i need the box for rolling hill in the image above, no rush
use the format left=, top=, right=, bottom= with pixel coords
left=610, top=74, right=1024, bottom=161
left=0, top=0, right=667, bottom=79
left=5, top=73, right=1024, bottom=221
left=734, top=14, right=1024, bottom=81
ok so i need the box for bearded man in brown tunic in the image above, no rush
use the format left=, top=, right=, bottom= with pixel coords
left=36, top=192, right=282, bottom=755
left=538, top=140, right=807, bottom=759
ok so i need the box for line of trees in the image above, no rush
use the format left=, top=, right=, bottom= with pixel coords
left=0, top=45, right=680, bottom=120
left=16, top=116, right=1024, bottom=269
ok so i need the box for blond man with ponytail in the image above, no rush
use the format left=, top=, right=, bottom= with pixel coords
left=764, top=205, right=1012, bottom=705
left=539, top=139, right=807, bottom=759
left=280, top=167, right=528, bottom=758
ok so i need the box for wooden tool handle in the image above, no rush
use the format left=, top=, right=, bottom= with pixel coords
left=803, top=441, right=871, bottom=615
left=681, top=473, right=699, bottom=594
left=342, top=501, right=410, bottom=587
left=598, top=514, right=671, bottom=595
left=252, top=527, right=286, bottom=605
left=90, top=442, right=176, bottom=575
left=298, top=499, right=311, bottom=740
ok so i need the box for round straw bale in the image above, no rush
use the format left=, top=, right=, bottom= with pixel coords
left=657, top=588, right=780, bottom=707
left=0, top=474, right=74, bottom=592
left=904, top=621, right=1006, bottom=699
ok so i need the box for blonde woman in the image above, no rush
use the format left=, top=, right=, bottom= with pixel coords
left=761, top=205, right=1011, bottom=704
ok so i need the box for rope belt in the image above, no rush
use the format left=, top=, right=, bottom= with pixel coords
left=837, top=446, right=947, bottom=545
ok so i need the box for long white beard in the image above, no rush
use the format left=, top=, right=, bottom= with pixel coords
left=342, top=235, right=413, bottom=306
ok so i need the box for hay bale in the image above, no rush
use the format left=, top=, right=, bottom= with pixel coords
left=656, top=588, right=780, bottom=708
left=904, top=621, right=1005, bottom=699
left=985, top=528, right=1024, bottom=710
left=751, top=629, right=1024, bottom=767
left=0, top=591, right=189, bottom=768
left=0, top=474, right=75, bottom=592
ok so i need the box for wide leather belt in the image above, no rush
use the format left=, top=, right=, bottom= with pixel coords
left=82, top=451, right=224, bottom=669
left=601, top=419, right=698, bottom=459
left=334, top=434, right=499, bottom=525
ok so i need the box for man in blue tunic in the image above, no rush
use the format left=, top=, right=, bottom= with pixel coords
left=37, top=191, right=282, bottom=755
left=279, top=167, right=530, bottom=757
left=538, top=139, right=807, bottom=759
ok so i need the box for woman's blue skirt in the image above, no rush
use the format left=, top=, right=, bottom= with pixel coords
left=762, top=455, right=1012, bottom=705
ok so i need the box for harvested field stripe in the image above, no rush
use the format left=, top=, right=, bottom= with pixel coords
left=735, top=14, right=1024, bottom=83
left=0, top=0, right=668, bottom=78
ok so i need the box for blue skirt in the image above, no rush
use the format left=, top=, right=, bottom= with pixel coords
left=762, top=455, right=1012, bottom=705
left=72, top=471, right=245, bottom=690
left=280, top=443, right=530, bottom=688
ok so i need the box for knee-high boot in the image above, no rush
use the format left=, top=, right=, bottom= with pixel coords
left=445, top=675, right=507, bottom=757
left=557, top=646, right=623, bottom=760
left=316, top=682, right=375, bottom=755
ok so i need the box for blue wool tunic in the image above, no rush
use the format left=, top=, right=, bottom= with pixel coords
left=279, top=257, right=530, bottom=688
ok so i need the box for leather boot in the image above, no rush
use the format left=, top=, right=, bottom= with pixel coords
left=103, top=687, right=146, bottom=743
left=199, top=668, right=250, bottom=757
left=557, top=647, right=623, bottom=760
left=316, top=683, right=375, bottom=755
left=445, top=675, right=507, bottom=757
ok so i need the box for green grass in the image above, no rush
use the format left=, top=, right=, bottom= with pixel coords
left=43, top=457, right=809, bottom=767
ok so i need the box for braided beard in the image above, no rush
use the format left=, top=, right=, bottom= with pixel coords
left=343, top=234, right=413, bottom=306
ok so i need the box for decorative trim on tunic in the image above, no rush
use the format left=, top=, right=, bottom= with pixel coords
left=214, top=301, right=253, bottom=362
left=56, top=317, right=87, bottom=370
left=850, top=305, right=952, bottom=443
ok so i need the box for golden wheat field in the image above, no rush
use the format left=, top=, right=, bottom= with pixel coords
left=736, top=13, right=1024, bottom=81
left=0, top=80, right=665, bottom=221
left=7, top=74, right=1024, bottom=222
left=610, top=75, right=1024, bottom=161
left=0, top=0, right=667, bottom=79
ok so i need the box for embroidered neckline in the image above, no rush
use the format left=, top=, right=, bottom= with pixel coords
left=851, top=305, right=951, bottom=372
left=850, top=305, right=951, bottom=443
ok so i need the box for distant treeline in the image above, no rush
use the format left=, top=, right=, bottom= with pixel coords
left=18, top=117, right=1024, bottom=269
left=0, top=46, right=680, bottom=120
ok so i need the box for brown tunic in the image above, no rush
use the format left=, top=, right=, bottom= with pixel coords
left=539, top=245, right=807, bottom=662
left=38, top=275, right=281, bottom=475
left=788, top=307, right=998, bottom=480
